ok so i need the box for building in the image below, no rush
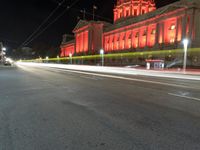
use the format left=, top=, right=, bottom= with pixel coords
left=60, top=0, right=200, bottom=66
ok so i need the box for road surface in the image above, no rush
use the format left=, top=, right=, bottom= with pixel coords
left=0, top=65, right=200, bottom=150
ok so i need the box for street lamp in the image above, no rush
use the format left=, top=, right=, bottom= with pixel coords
left=57, top=55, right=60, bottom=64
left=69, top=53, right=72, bottom=64
left=183, top=39, right=189, bottom=73
left=46, top=56, right=49, bottom=63
left=2, top=47, right=6, bottom=51
left=100, top=49, right=104, bottom=66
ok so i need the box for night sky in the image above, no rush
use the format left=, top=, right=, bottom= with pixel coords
left=0, top=0, right=178, bottom=52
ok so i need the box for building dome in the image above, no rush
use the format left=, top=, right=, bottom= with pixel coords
left=114, top=0, right=156, bottom=22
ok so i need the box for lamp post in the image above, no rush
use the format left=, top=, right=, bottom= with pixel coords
left=69, top=53, right=72, bottom=64
left=2, top=47, right=6, bottom=51
left=46, top=56, right=49, bottom=63
left=100, top=49, right=104, bottom=66
left=57, top=55, right=60, bottom=64
left=183, top=39, right=189, bottom=73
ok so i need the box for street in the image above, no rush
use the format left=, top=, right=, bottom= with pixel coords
left=0, top=65, right=200, bottom=150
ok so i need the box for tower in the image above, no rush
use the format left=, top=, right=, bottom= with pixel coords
left=113, top=0, right=156, bottom=22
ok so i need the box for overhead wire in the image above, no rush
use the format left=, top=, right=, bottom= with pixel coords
left=0, top=37, right=19, bottom=44
left=20, top=0, right=66, bottom=47
left=73, top=8, right=112, bottom=22
left=52, top=0, right=112, bottom=22
left=22, top=0, right=80, bottom=46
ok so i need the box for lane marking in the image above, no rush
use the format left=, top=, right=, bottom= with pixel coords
left=80, top=76, right=99, bottom=80
left=49, top=67, right=200, bottom=90
left=168, top=93, right=200, bottom=102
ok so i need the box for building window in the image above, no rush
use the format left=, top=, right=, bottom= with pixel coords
left=105, top=37, right=109, bottom=51
left=149, top=29, right=156, bottom=47
left=126, top=10, right=129, bottom=17
left=168, top=24, right=176, bottom=43
left=140, top=30, right=147, bottom=48
left=142, top=9, right=145, bottom=14
left=170, top=38, right=175, bottom=43
left=151, top=29, right=156, bottom=34
left=109, top=36, right=114, bottom=51
left=143, top=30, right=147, bottom=36
left=129, top=33, right=132, bottom=48
left=134, top=9, right=137, bottom=16
left=169, top=24, right=176, bottom=30
left=120, top=33, right=125, bottom=49
left=132, top=32, right=139, bottom=48
left=114, top=35, right=119, bottom=50
left=118, top=9, right=122, bottom=19
left=126, top=33, right=132, bottom=49
left=135, top=32, right=139, bottom=38
left=116, top=41, right=119, bottom=50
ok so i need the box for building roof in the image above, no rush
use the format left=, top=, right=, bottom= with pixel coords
left=61, top=39, right=75, bottom=47
left=105, top=0, right=199, bottom=33
left=73, top=20, right=112, bottom=33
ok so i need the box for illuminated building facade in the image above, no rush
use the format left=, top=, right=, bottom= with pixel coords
left=61, top=21, right=110, bottom=57
left=60, top=0, right=200, bottom=58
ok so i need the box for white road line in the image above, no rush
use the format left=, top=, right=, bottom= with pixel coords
left=50, top=67, right=199, bottom=90
left=80, top=76, right=99, bottom=80
left=168, top=93, right=200, bottom=102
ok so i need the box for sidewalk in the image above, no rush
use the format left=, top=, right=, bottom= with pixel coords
left=164, top=69, right=200, bottom=75
left=133, top=67, right=200, bottom=76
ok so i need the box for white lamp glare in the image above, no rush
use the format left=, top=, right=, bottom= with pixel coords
left=2, top=47, right=6, bottom=51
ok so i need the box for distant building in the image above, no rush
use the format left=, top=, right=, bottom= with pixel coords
left=60, top=0, right=200, bottom=58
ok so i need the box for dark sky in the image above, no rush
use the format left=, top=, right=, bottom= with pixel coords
left=0, top=0, right=178, bottom=51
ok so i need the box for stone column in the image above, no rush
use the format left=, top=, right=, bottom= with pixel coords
left=175, top=18, right=179, bottom=43
left=188, top=11, right=194, bottom=40
left=162, top=22, right=165, bottom=44
left=88, top=27, right=93, bottom=54
left=155, top=23, right=160, bottom=48
left=181, top=13, right=187, bottom=40
left=145, top=26, right=148, bottom=47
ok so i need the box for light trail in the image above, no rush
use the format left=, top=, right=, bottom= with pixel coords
left=16, top=62, right=200, bottom=81
left=168, top=93, right=200, bottom=102
left=15, top=62, right=200, bottom=91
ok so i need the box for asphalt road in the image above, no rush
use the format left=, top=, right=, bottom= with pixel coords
left=0, top=65, right=200, bottom=150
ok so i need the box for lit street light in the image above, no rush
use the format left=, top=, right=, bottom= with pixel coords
left=46, top=56, right=49, bottom=63
left=100, top=49, right=104, bottom=66
left=183, top=39, right=189, bottom=73
left=2, top=47, right=6, bottom=51
left=57, top=55, right=60, bottom=64
left=69, top=53, right=72, bottom=64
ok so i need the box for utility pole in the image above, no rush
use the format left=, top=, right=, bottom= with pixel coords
left=93, top=5, right=97, bottom=20
left=183, top=39, right=189, bottom=73
left=83, top=9, right=86, bottom=20
left=80, top=9, right=86, bottom=20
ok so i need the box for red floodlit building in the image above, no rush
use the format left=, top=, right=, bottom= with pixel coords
left=60, top=0, right=200, bottom=57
